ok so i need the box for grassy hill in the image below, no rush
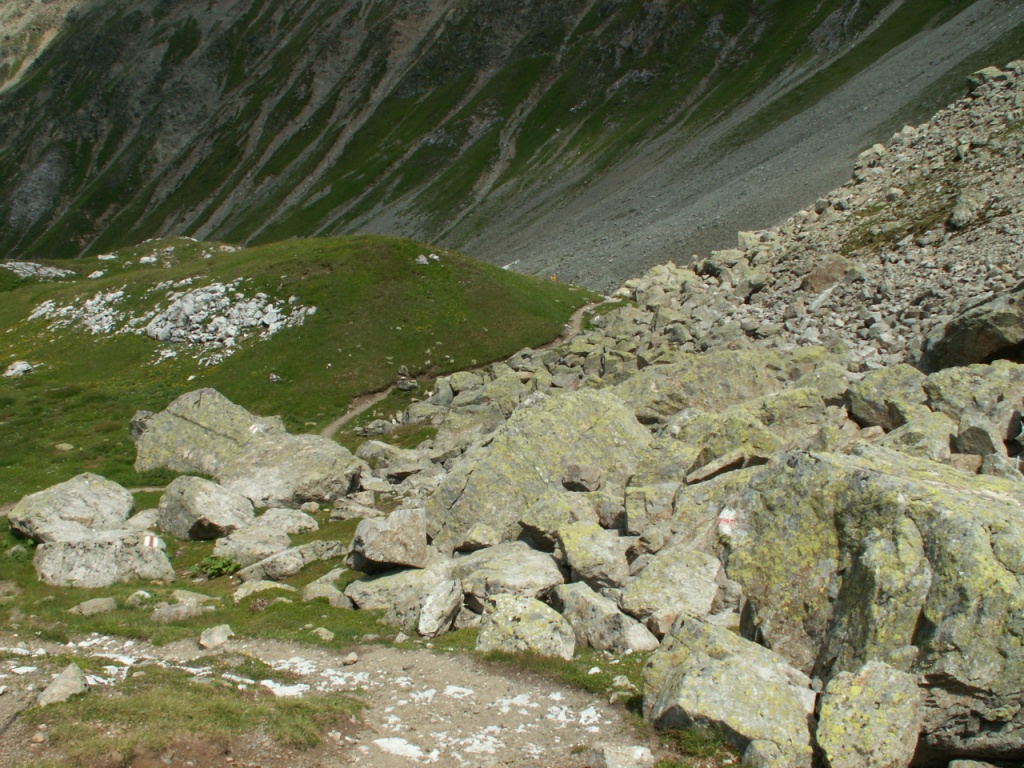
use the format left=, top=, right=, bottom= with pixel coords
left=0, top=235, right=596, bottom=502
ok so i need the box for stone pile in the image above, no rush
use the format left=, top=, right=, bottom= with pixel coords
left=8, top=62, right=1024, bottom=768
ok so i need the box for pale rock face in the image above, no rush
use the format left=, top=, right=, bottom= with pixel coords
left=476, top=594, right=576, bottom=661
left=158, top=475, right=255, bottom=541
left=34, top=530, right=175, bottom=587
left=9, top=472, right=134, bottom=543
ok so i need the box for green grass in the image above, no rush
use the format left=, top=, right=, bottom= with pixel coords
left=0, top=234, right=593, bottom=502
left=19, top=664, right=363, bottom=765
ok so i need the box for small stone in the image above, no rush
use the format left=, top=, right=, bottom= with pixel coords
left=199, top=624, right=235, bottom=649
left=125, top=590, right=152, bottom=607
left=37, top=663, right=88, bottom=707
left=394, top=632, right=409, bottom=644
left=312, top=627, right=335, bottom=642
left=585, top=744, right=655, bottom=768
left=68, top=597, right=117, bottom=616
left=343, top=652, right=359, bottom=666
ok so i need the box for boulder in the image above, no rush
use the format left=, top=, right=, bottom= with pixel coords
left=302, top=568, right=354, bottom=608
left=612, top=348, right=789, bottom=424
left=37, top=663, right=88, bottom=707
left=345, top=565, right=451, bottom=630
left=34, top=530, right=175, bottom=588
left=449, top=542, right=564, bottom=611
left=722, top=444, right=1024, bottom=759
left=553, top=582, right=659, bottom=654
left=216, top=433, right=364, bottom=508
left=426, top=389, right=650, bottom=553
left=557, top=522, right=630, bottom=590
left=347, top=508, right=427, bottom=573
left=132, top=388, right=285, bottom=474
left=212, top=525, right=291, bottom=567
left=847, top=364, right=928, bottom=430
left=68, top=597, right=117, bottom=616
left=417, top=579, right=464, bottom=638
left=621, top=545, right=722, bottom=636
left=199, top=625, right=235, bottom=650
left=158, top=476, right=254, bottom=540
left=879, top=411, right=956, bottom=462
left=9, top=473, right=134, bottom=543
left=519, top=491, right=598, bottom=550
left=920, top=289, right=1024, bottom=372
left=253, top=507, right=319, bottom=535
left=476, top=594, right=576, bottom=661
left=238, top=540, right=345, bottom=582
left=816, top=661, right=921, bottom=768
left=643, top=619, right=815, bottom=766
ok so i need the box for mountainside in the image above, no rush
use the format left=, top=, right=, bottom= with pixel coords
left=2, top=0, right=1022, bottom=290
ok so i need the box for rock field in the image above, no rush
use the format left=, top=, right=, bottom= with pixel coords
left=4, top=62, right=1024, bottom=767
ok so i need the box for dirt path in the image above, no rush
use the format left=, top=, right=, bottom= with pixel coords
left=0, top=633, right=659, bottom=768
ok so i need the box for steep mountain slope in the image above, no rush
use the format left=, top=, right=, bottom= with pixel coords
left=0, top=0, right=1021, bottom=289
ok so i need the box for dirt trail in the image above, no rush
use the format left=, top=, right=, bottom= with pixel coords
left=0, top=633, right=660, bottom=768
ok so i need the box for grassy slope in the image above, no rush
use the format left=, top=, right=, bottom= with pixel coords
left=0, top=235, right=596, bottom=503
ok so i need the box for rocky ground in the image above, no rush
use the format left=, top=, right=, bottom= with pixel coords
left=4, top=60, right=1024, bottom=768
left=0, top=632, right=655, bottom=768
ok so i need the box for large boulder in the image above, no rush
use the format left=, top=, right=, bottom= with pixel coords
left=920, top=289, right=1024, bottom=372
left=620, top=545, right=722, bottom=637
left=816, top=661, right=921, bottom=768
left=426, top=390, right=651, bottom=553
left=132, top=388, right=285, bottom=475
left=9, top=473, right=134, bottom=543
left=449, top=542, right=565, bottom=610
left=345, top=565, right=452, bottom=630
left=216, top=433, right=364, bottom=508
left=476, top=594, right=576, bottom=661
left=643, top=618, right=815, bottom=766
left=34, top=530, right=175, bottom=588
left=553, top=582, right=659, bottom=654
left=347, top=508, right=427, bottom=573
left=611, top=348, right=789, bottom=424
left=557, top=522, right=630, bottom=590
left=722, top=444, right=1024, bottom=760
left=846, top=364, right=928, bottom=431
left=158, top=476, right=255, bottom=541
left=212, top=525, right=291, bottom=567
left=237, top=540, right=345, bottom=581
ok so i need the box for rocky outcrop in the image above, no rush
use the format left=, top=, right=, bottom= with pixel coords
left=132, top=388, right=285, bottom=475
left=426, top=389, right=651, bottom=554
left=35, top=530, right=175, bottom=587
left=216, top=433, right=364, bottom=508
left=9, top=472, right=134, bottom=543
left=158, top=476, right=254, bottom=541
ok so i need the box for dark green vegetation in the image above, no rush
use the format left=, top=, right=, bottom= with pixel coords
left=0, top=235, right=594, bottom=502
left=0, top=0, right=999, bottom=269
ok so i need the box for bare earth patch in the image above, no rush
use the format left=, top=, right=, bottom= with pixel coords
left=0, top=634, right=662, bottom=767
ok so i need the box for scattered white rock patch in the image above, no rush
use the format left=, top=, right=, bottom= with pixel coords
left=0, top=262, right=74, bottom=280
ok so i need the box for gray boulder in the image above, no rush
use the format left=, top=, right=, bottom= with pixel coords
left=158, top=476, right=255, bottom=540
left=476, top=594, right=576, bottom=661
left=253, top=507, right=319, bottom=534
left=920, top=289, right=1024, bottom=371
left=238, top=540, right=345, bottom=581
left=347, top=508, right=427, bottom=573
left=345, top=565, right=451, bottom=630
left=426, top=389, right=651, bottom=553
left=816, top=661, right=921, bottom=768
left=37, top=663, right=88, bottom=707
left=557, top=522, right=630, bottom=590
left=302, top=568, right=354, bottom=608
left=553, top=582, right=659, bottom=654
left=212, top=525, right=291, bottom=567
left=34, top=530, right=175, bottom=587
left=519, top=491, right=598, bottom=550
left=417, top=579, right=464, bottom=638
left=216, top=433, right=364, bottom=508
left=449, top=542, right=564, bottom=611
left=846, top=364, right=928, bottom=430
left=643, top=619, right=815, bottom=767
left=9, top=473, right=134, bottom=543
left=132, top=388, right=285, bottom=474
left=620, top=545, right=722, bottom=636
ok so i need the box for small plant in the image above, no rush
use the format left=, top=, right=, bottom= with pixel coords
left=187, top=555, right=241, bottom=579
left=659, top=725, right=734, bottom=761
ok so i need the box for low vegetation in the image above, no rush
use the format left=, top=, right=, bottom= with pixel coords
left=0, top=234, right=595, bottom=502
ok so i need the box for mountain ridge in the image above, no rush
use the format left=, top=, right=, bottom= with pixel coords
left=3, top=0, right=1021, bottom=291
